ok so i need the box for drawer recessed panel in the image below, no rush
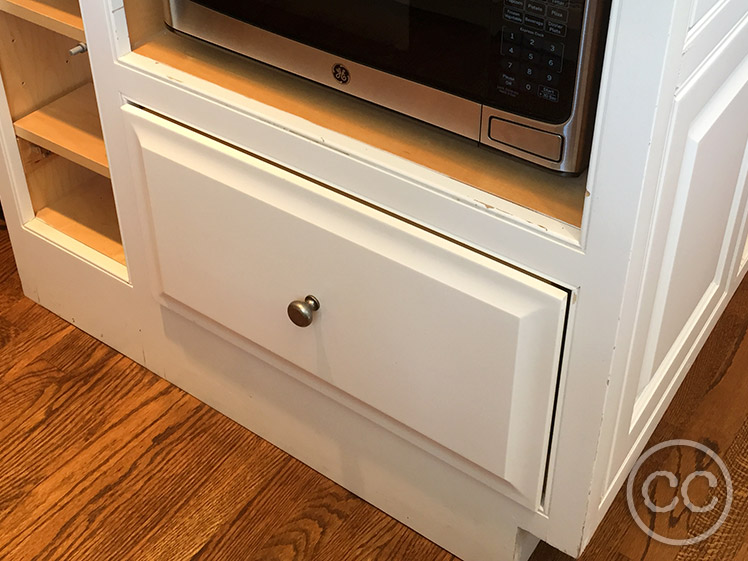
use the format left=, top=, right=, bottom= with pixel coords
left=124, top=105, right=568, bottom=506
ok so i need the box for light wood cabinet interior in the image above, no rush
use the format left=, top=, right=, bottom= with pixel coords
left=14, top=83, right=109, bottom=178
left=0, top=0, right=83, bottom=40
left=17, top=139, right=124, bottom=265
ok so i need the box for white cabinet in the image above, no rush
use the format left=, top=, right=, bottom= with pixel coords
left=591, top=12, right=748, bottom=523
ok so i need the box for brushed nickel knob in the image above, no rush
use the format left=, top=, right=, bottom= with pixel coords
left=287, top=295, right=320, bottom=328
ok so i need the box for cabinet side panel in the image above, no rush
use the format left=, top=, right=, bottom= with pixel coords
left=635, top=56, right=748, bottom=412
left=596, top=21, right=748, bottom=533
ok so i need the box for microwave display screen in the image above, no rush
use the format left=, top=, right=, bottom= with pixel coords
left=191, top=0, right=583, bottom=124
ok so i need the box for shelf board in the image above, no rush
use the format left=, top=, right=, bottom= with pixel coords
left=14, top=82, right=109, bottom=178
left=0, top=0, right=84, bottom=41
left=133, top=31, right=587, bottom=228
left=35, top=174, right=126, bottom=266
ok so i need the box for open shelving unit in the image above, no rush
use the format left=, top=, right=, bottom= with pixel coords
left=0, top=3, right=126, bottom=270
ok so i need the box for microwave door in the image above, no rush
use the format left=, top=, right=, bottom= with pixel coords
left=188, top=0, right=493, bottom=105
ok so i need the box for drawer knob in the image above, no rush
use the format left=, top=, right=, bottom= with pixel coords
left=287, top=295, right=321, bottom=328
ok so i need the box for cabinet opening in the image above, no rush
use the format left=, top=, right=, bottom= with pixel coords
left=18, top=139, right=125, bottom=266
left=0, top=12, right=107, bottom=176
left=120, top=0, right=588, bottom=232
left=0, top=12, right=90, bottom=121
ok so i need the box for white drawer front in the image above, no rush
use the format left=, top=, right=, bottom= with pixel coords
left=124, top=105, right=568, bottom=506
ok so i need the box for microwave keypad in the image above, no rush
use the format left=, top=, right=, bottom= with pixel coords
left=490, top=0, right=584, bottom=124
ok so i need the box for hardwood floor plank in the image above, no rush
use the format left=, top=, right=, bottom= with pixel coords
left=0, top=360, right=184, bottom=545
left=56, top=409, right=289, bottom=561
left=0, top=270, right=23, bottom=316
left=670, top=415, right=748, bottom=561
left=0, top=298, right=74, bottom=377
left=130, top=444, right=291, bottom=561
left=189, top=459, right=359, bottom=561
left=0, top=395, right=200, bottom=560
left=0, top=226, right=26, bottom=315
left=0, top=227, right=19, bottom=281
left=0, top=315, right=20, bottom=351
left=319, top=508, right=460, bottom=561
left=39, top=327, right=121, bottom=373
left=0, top=360, right=173, bottom=504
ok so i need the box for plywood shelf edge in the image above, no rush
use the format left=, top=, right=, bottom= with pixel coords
left=0, top=0, right=84, bottom=41
left=14, top=83, right=110, bottom=178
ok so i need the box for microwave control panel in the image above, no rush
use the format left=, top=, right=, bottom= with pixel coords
left=489, top=0, right=585, bottom=124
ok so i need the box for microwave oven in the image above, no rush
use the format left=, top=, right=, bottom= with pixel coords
left=164, top=0, right=611, bottom=173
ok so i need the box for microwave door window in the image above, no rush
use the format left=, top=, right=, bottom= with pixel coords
left=407, top=0, right=491, bottom=101
left=192, top=0, right=492, bottom=103
left=251, top=1, right=413, bottom=51
left=190, top=1, right=412, bottom=49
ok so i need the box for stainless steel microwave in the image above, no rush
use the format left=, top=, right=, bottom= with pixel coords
left=164, top=0, right=611, bottom=173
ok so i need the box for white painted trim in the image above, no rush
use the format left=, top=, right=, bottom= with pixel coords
left=23, top=219, right=129, bottom=283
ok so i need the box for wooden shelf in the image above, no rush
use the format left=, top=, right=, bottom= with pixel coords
left=35, top=174, right=126, bottom=265
left=0, top=0, right=84, bottom=41
left=131, top=30, right=587, bottom=228
left=14, top=83, right=109, bottom=178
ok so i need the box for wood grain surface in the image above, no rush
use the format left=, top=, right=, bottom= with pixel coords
left=0, top=0, right=84, bottom=42
left=15, top=138, right=125, bottom=265
left=34, top=174, right=125, bottom=265
left=14, top=82, right=110, bottom=178
left=0, top=12, right=91, bottom=121
left=1, top=220, right=748, bottom=560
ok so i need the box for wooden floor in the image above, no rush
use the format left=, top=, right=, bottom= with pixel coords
left=0, top=220, right=747, bottom=561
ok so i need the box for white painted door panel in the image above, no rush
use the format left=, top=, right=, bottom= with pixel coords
left=681, top=0, right=748, bottom=83
left=689, top=0, right=721, bottom=28
left=639, top=57, right=748, bottom=401
left=123, top=105, right=568, bottom=506
left=653, top=89, right=748, bottom=373
left=598, top=25, right=748, bottom=511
